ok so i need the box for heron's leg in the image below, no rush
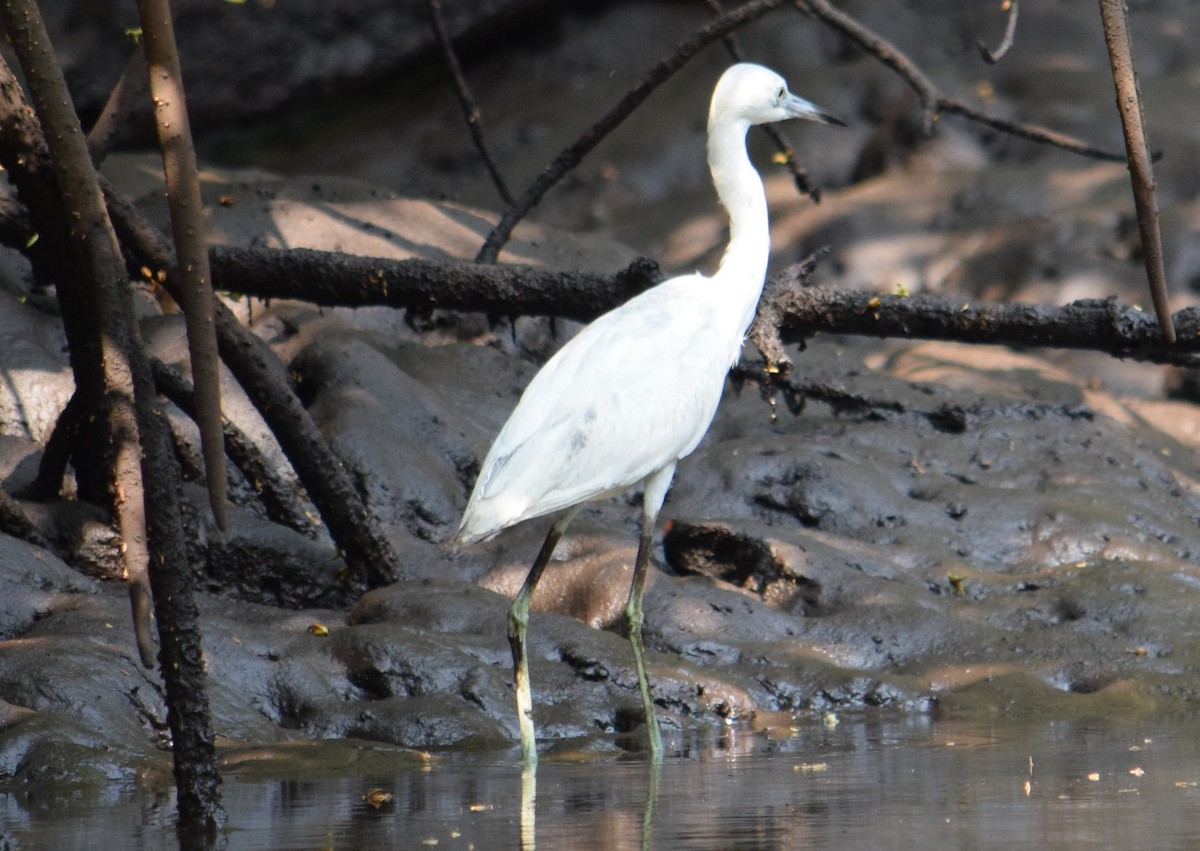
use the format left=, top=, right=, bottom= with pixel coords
left=509, top=507, right=579, bottom=766
left=627, top=462, right=676, bottom=763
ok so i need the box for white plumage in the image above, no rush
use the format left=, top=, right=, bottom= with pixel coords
left=458, top=63, right=844, bottom=765
left=459, top=274, right=736, bottom=541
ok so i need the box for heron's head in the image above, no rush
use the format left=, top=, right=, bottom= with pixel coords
left=708, top=63, right=845, bottom=132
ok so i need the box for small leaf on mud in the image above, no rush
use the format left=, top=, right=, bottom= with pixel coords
left=362, top=788, right=392, bottom=808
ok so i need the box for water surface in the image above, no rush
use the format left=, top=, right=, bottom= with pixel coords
left=5, top=714, right=1199, bottom=849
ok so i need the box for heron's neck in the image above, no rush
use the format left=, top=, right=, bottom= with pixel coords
left=707, top=119, right=770, bottom=326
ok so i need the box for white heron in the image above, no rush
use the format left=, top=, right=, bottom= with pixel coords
left=458, top=63, right=844, bottom=765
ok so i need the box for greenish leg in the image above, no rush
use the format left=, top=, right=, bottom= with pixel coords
left=508, top=509, right=577, bottom=767
left=507, top=593, right=538, bottom=767
left=626, top=462, right=676, bottom=763
left=626, top=516, right=663, bottom=761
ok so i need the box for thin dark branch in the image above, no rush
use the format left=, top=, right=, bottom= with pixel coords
left=733, top=366, right=1101, bottom=427
left=936, top=100, right=1127, bottom=160
left=797, top=0, right=939, bottom=128
left=427, top=0, right=514, bottom=206
left=705, top=0, right=823, bottom=201
left=474, top=0, right=790, bottom=264
left=795, top=0, right=1128, bottom=161
left=1097, top=0, right=1174, bottom=343
left=978, top=0, right=1018, bottom=64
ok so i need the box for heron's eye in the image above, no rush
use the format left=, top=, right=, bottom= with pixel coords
left=776, top=87, right=786, bottom=102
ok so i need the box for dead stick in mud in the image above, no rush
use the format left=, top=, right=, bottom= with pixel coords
left=705, top=0, right=824, bottom=201
left=1097, top=0, right=1174, bottom=343
left=427, top=0, right=514, bottom=206
left=138, top=0, right=229, bottom=530
left=474, top=0, right=790, bottom=264
left=795, top=0, right=1127, bottom=161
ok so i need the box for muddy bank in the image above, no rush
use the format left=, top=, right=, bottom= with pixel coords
left=2, top=256, right=1199, bottom=783
left=2, top=0, right=1200, bottom=791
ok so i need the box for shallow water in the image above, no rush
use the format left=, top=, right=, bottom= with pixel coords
left=5, top=713, right=1200, bottom=849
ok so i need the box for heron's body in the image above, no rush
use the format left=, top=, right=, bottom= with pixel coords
left=458, top=63, right=843, bottom=765
left=458, top=272, right=742, bottom=543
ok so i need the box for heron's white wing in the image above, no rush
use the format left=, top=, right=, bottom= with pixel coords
left=460, top=275, right=738, bottom=540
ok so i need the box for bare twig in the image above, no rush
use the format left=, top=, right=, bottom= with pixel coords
left=978, top=0, right=1019, bottom=64
left=1097, top=0, right=1174, bottom=343
left=427, top=0, right=514, bottom=206
left=705, top=0, right=824, bottom=201
left=137, top=0, right=229, bottom=529
left=795, top=0, right=1128, bottom=161
left=474, top=0, right=790, bottom=264
left=935, top=100, right=1126, bottom=161
left=86, top=45, right=148, bottom=165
